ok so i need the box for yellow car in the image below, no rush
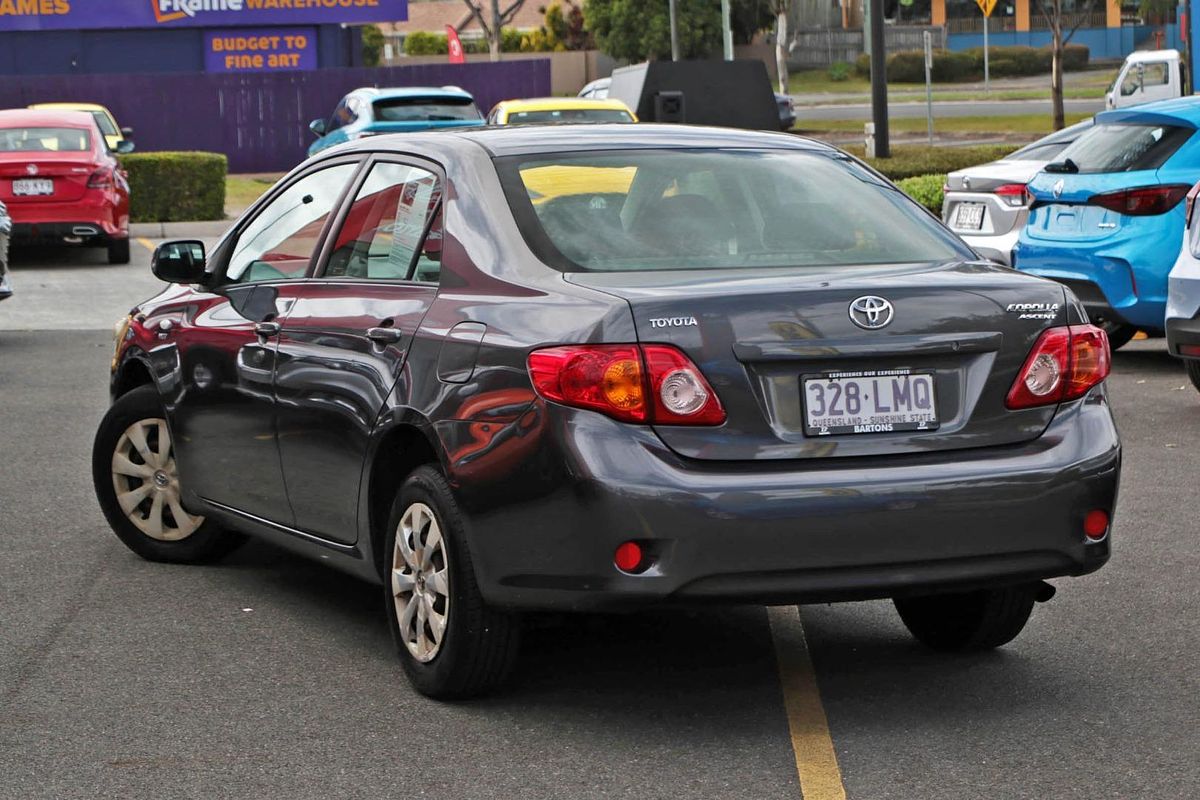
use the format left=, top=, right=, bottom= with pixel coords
left=27, top=103, right=134, bottom=153
left=486, top=97, right=637, bottom=126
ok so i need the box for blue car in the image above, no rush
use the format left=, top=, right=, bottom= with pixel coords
left=1014, top=99, right=1200, bottom=348
left=307, top=86, right=484, bottom=157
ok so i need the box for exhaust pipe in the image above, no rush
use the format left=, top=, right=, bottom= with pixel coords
left=71, top=225, right=99, bottom=236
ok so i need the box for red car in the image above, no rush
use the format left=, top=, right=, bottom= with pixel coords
left=0, top=109, right=131, bottom=264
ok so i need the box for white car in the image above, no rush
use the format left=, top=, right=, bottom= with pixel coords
left=1166, top=182, right=1200, bottom=388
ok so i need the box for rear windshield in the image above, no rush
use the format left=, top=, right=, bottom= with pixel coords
left=508, top=108, right=634, bottom=124
left=373, top=97, right=481, bottom=122
left=1049, top=122, right=1193, bottom=173
left=496, top=148, right=968, bottom=272
left=0, top=127, right=91, bottom=152
left=1002, top=141, right=1070, bottom=162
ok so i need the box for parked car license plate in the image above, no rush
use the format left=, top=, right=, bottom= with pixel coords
left=13, top=178, right=53, bottom=196
left=953, top=202, right=985, bottom=230
left=803, top=370, right=939, bottom=436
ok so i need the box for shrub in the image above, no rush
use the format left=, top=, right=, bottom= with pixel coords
left=857, top=44, right=1089, bottom=83
left=896, top=174, right=946, bottom=215
left=840, top=144, right=1016, bottom=181
left=361, top=23, right=385, bottom=66
left=828, top=61, right=852, bottom=81
left=404, top=31, right=448, bottom=55
left=121, top=152, right=227, bottom=223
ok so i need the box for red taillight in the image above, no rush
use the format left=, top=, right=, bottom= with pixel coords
left=527, top=344, right=725, bottom=425
left=1006, top=324, right=1111, bottom=409
left=1185, top=181, right=1200, bottom=228
left=87, top=168, right=113, bottom=189
left=1087, top=184, right=1191, bottom=216
left=993, top=183, right=1029, bottom=207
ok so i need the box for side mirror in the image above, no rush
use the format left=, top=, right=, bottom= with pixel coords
left=120, top=126, right=134, bottom=138
left=309, top=118, right=327, bottom=137
left=115, top=139, right=135, bottom=154
left=152, top=240, right=207, bottom=284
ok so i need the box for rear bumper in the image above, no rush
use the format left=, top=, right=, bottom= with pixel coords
left=452, top=394, right=1120, bottom=611
left=10, top=221, right=123, bottom=245
left=1167, top=249, right=1200, bottom=356
left=960, top=228, right=1019, bottom=266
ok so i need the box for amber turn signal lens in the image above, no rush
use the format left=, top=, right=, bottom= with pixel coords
left=601, top=358, right=644, bottom=411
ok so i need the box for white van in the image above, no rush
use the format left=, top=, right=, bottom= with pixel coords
left=1104, top=49, right=1187, bottom=109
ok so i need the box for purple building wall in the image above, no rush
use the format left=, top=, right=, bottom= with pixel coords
left=0, top=61, right=551, bottom=173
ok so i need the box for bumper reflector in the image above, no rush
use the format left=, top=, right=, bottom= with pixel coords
left=614, top=541, right=645, bottom=573
left=1083, top=509, right=1109, bottom=541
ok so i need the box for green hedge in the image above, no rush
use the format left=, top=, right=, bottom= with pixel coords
left=842, top=144, right=1016, bottom=181
left=855, top=44, right=1089, bottom=83
left=121, top=151, right=227, bottom=223
left=896, top=174, right=946, bottom=215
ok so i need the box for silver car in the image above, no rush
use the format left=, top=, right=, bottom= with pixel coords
left=943, top=120, right=1092, bottom=265
left=0, top=199, right=11, bottom=302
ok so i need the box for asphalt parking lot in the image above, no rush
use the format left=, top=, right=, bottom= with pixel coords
left=2, top=241, right=1199, bottom=799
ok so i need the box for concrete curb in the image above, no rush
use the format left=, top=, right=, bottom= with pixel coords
left=129, top=220, right=231, bottom=239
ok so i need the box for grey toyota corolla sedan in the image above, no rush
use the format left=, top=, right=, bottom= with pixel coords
left=93, top=125, right=1120, bottom=698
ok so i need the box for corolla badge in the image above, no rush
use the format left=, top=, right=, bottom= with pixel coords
left=1052, top=179, right=1064, bottom=199
left=848, top=296, right=894, bottom=330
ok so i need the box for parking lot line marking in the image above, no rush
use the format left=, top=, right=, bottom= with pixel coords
left=136, top=237, right=155, bottom=252
left=768, top=606, right=847, bottom=800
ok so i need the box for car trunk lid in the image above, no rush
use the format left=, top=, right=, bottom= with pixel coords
left=566, top=261, right=1067, bottom=461
left=0, top=154, right=96, bottom=204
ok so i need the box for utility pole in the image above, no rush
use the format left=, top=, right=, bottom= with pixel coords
left=669, top=0, right=680, bottom=60
left=721, top=0, right=733, bottom=60
left=868, top=0, right=889, bottom=157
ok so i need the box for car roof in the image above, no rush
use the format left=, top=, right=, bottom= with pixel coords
left=352, top=85, right=475, bottom=101
left=0, top=108, right=96, bottom=129
left=29, top=102, right=109, bottom=113
left=1125, top=49, right=1180, bottom=63
left=443, top=123, right=837, bottom=156
left=494, top=97, right=633, bottom=113
left=1096, top=95, right=1200, bottom=128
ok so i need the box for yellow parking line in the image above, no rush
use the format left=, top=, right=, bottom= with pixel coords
left=136, top=237, right=155, bottom=252
left=768, top=606, right=847, bottom=800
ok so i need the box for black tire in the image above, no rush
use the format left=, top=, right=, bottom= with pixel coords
left=894, top=583, right=1038, bottom=652
left=92, top=385, right=243, bottom=563
left=1186, top=360, right=1200, bottom=394
left=107, top=237, right=131, bottom=265
left=384, top=465, right=519, bottom=699
left=1100, top=321, right=1136, bottom=351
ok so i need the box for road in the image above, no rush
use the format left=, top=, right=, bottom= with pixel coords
left=2, top=241, right=1199, bottom=799
left=794, top=97, right=1105, bottom=122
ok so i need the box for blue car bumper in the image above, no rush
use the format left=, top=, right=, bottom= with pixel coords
left=1015, top=208, right=1182, bottom=332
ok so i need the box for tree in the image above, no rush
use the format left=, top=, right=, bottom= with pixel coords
left=1037, top=0, right=1095, bottom=130
left=586, top=0, right=769, bottom=61
left=769, top=0, right=790, bottom=93
left=458, top=0, right=527, bottom=60
left=361, top=23, right=386, bottom=66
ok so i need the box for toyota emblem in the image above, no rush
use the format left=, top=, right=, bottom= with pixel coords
left=849, top=296, right=894, bottom=330
left=1052, top=179, right=1064, bottom=199
left=25, top=163, right=38, bottom=176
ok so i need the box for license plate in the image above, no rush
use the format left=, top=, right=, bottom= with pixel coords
left=953, top=202, right=984, bottom=230
left=13, top=178, right=53, bottom=196
left=803, top=370, right=939, bottom=436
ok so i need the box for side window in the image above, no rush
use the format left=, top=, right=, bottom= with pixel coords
left=1120, top=69, right=1141, bottom=96
left=1144, top=62, right=1169, bottom=86
left=323, top=161, right=443, bottom=283
left=226, top=163, right=359, bottom=285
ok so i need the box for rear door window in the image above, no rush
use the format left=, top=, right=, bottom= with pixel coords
left=1051, top=123, right=1193, bottom=173
left=322, top=161, right=443, bottom=282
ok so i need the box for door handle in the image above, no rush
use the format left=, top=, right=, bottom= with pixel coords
left=366, top=326, right=404, bottom=345
left=255, top=320, right=282, bottom=338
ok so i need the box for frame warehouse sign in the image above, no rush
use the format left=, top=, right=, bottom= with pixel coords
left=0, top=0, right=407, bottom=31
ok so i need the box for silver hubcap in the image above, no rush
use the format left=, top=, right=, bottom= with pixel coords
left=110, top=418, right=204, bottom=542
left=392, top=502, right=450, bottom=663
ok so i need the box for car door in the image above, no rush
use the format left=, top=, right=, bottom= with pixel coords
left=272, top=157, right=444, bottom=543
left=168, top=158, right=361, bottom=524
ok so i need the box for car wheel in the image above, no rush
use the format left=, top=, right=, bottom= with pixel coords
left=1185, top=360, right=1200, bottom=393
left=92, top=385, right=243, bottom=563
left=385, top=465, right=519, bottom=699
left=893, top=583, right=1038, bottom=651
left=107, top=237, right=131, bottom=265
left=1099, top=320, right=1136, bottom=350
